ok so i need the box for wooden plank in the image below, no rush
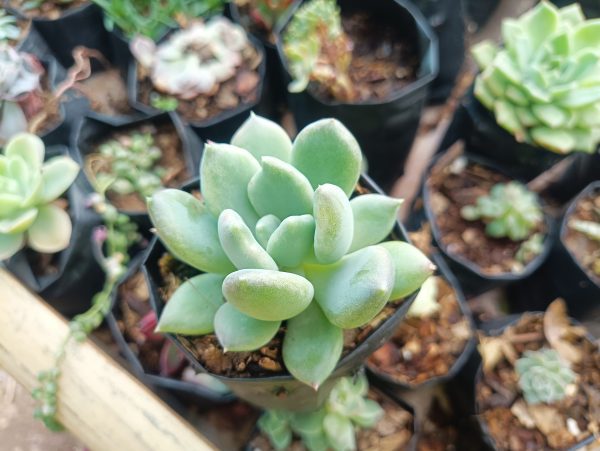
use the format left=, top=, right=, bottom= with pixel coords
left=0, top=268, right=214, bottom=451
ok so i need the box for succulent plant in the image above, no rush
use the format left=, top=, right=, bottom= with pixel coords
left=258, top=373, right=383, bottom=451
left=0, top=9, right=21, bottom=43
left=88, top=130, right=166, bottom=199
left=515, top=348, right=576, bottom=405
left=282, top=0, right=355, bottom=101
left=130, top=17, right=250, bottom=100
left=0, top=44, right=44, bottom=144
left=149, top=113, right=434, bottom=388
left=461, top=182, right=543, bottom=241
left=515, top=232, right=544, bottom=264
left=471, top=2, right=600, bottom=154
left=0, top=133, right=80, bottom=260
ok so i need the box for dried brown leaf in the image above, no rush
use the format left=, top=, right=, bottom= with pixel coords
left=528, top=404, right=574, bottom=449
left=543, top=299, right=582, bottom=364
left=510, top=400, right=536, bottom=429
left=478, top=334, right=517, bottom=373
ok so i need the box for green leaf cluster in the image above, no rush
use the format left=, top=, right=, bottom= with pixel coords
left=149, top=113, right=434, bottom=388
left=472, top=2, right=600, bottom=154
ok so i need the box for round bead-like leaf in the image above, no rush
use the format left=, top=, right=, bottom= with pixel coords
left=230, top=113, right=292, bottom=163
left=222, top=269, right=314, bottom=321
left=27, top=204, right=71, bottom=253
left=255, top=214, right=281, bottom=249
left=267, top=214, right=315, bottom=268
left=156, top=274, right=225, bottom=335
left=291, top=119, right=362, bottom=196
left=349, top=194, right=403, bottom=252
left=214, top=303, right=281, bottom=352
left=313, top=184, right=353, bottom=264
left=147, top=189, right=235, bottom=274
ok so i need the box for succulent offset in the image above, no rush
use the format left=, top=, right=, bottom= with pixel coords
left=282, top=0, right=355, bottom=101
left=0, top=133, right=80, bottom=260
left=130, top=17, right=250, bottom=100
left=258, top=374, right=383, bottom=451
left=149, top=113, right=434, bottom=388
left=461, top=182, right=543, bottom=241
left=515, top=348, right=576, bottom=405
left=471, top=2, right=600, bottom=154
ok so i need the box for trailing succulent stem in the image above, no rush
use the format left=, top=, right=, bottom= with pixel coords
left=150, top=113, right=434, bottom=388
left=472, top=2, right=600, bottom=154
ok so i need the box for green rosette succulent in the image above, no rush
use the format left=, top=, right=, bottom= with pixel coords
left=461, top=182, right=543, bottom=241
left=149, top=113, right=434, bottom=388
left=471, top=1, right=600, bottom=154
left=0, top=133, right=80, bottom=260
left=515, top=348, right=576, bottom=405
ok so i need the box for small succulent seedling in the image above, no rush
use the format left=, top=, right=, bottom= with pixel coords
left=131, top=17, right=250, bottom=100
left=258, top=374, right=383, bottom=451
left=0, top=9, right=21, bottom=43
left=282, top=0, right=355, bottom=101
left=471, top=2, right=600, bottom=154
left=149, top=113, right=434, bottom=388
left=515, top=348, right=576, bottom=405
left=0, top=133, right=79, bottom=260
left=461, top=182, right=543, bottom=241
left=406, top=276, right=440, bottom=318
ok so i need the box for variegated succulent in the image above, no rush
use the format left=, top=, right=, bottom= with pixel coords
left=149, top=114, right=434, bottom=388
left=0, top=133, right=79, bottom=260
left=471, top=2, right=600, bottom=154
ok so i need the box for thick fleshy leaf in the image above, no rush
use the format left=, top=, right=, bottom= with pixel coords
left=572, top=20, right=600, bottom=52
left=147, top=189, right=235, bottom=274
left=4, top=132, right=44, bottom=169
left=27, top=205, right=71, bottom=253
left=283, top=301, right=342, bottom=389
left=530, top=127, right=576, bottom=154
left=230, top=113, right=292, bottom=162
left=532, top=104, right=569, bottom=128
left=222, top=269, right=314, bottom=321
left=200, top=142, right=260, bottom=228
left=156, top=274, right=225, bottom=334
left=214, top=303, right=280, bottom=352
left=378, top=241, right=436, bottom=301
left=39, top=156, right=80, bottom=203
left=0, top=232, right=24, bottom=260
left=247, top=156, right=314, bottom=219
left=218, top=209, right=277, bottom=270
left=267, top=214, right=315, bottom=268
left=494, top=100, right=525, bottom=140
left=0, top=208, right=37, bottom=234
left=304, top=246, right=394, bottom=329
left=291, top=119, right=361, bottom=196
left=349, top=194, right=403, bottom=252
left=313, top=184, right=353, bottom=264
left=471, top=40, right=497, bottom=69
left=522, top=1, right=559, bottom=48
left=255, top=214, right=281, bottom=248
left=323, top=413, right=355, bottom=451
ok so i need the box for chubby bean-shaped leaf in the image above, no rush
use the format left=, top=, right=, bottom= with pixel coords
left=230, top=113, right=292, bottom=163
left=156, top=274, right=225, bottom=334
left=267, top=214, right=315, bottom=268
left=248, top=156, right=314, bottom=219
left=313, top=184, right=353, bottom=264
left=39, top=156, right=80, bottom=203
left=291, top=119, right=362, bottom=196
left=283, top=302, right=343, bottom=389
left=0, top=208, right=37, bottom=234
left=214, top=303, right=280, bottom=352
left=27, top=205, right=72, bottom=253
left=323, top=413, right=355, bottom=451
left=222, top=269, right=314, bottom=321
left=255, top=214, right=281, bottom=249
left=218, top=209, right=277, bottom=270
left=5, top=132, right=44, bottom=169
left=349, top=194, right=403, bottom=252
left=304, top=246, right=394, bottom=329
left=148, top=189, right=235, bottom=274
left=378, top=241, right=436, bottom=301
left=200, top=142, right=260, bottom=228
left=0, top=232, right=24, bottom=260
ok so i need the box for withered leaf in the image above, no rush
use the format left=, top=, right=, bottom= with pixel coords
left=543, top=299, right=582, bottom=364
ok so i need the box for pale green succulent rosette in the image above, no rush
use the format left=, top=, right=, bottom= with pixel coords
left=0, top=133, right=80, bottom=260
left=471, top=2, right=600, bottom=154
left=149, top=114, right=434, bottom=388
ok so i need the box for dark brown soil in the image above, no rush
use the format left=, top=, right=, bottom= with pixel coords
left=427, top=157, right=546, bottom=275
left=137, top=41, right=262, bottom=125
left=563, top=187, right=600, bottom=284
left=310, top=11, right=418, bottom=103
left=476, top=312, right=600, bottom=450
left=85, top=123, right=189, bottom=212
left=367, top=276, right=472, bottom=386
left=9, top=0, right=88, bottom=19
left=249, top=389, right=414, bottom=451
left=75, top=68, right=133, bottom=116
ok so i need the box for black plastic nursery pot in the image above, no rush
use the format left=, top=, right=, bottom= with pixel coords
left=143, top=174, right=421, bottom=412
left=366, top=253, right=477, bottom=392
left=128, top=30, right=268, bottom=144
left=35, top=56, right=69, bottom=148
left=276, top=0, right=438, bottom=192
left=71, top=111, right=202, bottom=230
left=421, top=152, right=555, bottom=297
left=4, top=146, right=104, bottom=317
